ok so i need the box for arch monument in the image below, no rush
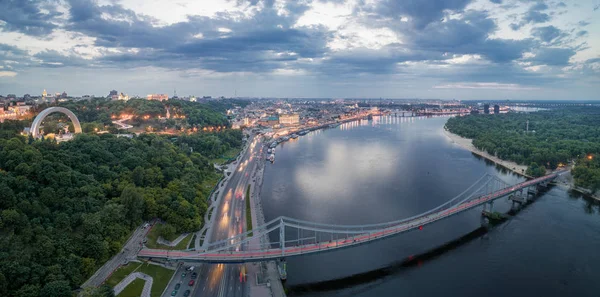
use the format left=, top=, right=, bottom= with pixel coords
left=30, top=107, right=82, bottom=138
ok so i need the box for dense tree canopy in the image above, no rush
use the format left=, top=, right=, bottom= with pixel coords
left=572, top=155, right=600, bottom=192
left=0, top=128, right=243, bottom=295
left=445, top=107, right=600, bottom=183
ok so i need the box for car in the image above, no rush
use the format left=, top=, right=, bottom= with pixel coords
left=183, top=290, right=190, bottom=297
left=175, top=283, right=181, bottom=290
left=188, top=280, right=195, bottom=286
left=191, top=272, right=198, bottom=279
left=171, top=290, right=177, bottom=296
left=181, top=272, right=186, bottom=278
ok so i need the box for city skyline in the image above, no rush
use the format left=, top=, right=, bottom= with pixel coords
left=0, top=0, right=599, bottom=100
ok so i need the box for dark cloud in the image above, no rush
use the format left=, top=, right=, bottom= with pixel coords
left=511, top=1, right=551, bottom=30
left=530, top=2, right=548, bottom=11
left=531, top=25, right=561, bottom=42
left=372, top=0, right=473, bottom=29
left=408, top=11, right=533, bottom=63
left=527, top=47, right=575, bottom=66
left=578, top=21, right=590, bottom=27
left=0, top=0, right=62, bottom=36
left=33, top=50, right=90, bottom=68
left=311, top=11, right=535, bottom=75
left=67, top=0, right=101, bottom=22
left=0, top=43, right=32, bottom=70
left=64, top=0, right=329, bottom=73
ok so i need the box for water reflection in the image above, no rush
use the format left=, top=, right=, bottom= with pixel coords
left=262, top=115, right=600, bottom=297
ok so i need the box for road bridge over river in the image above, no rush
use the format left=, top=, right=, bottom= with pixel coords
left=139, top=171, right=564, bottom=264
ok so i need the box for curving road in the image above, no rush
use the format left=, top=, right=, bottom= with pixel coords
left=189, top=137, right=262, bottom=297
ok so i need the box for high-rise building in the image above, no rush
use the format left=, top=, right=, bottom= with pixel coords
left=493, top=104, right=499, bottom=114
left=484, top=104, right=490, bottom=114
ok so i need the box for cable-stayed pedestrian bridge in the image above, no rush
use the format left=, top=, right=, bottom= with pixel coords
left=139, top=171, right=564, bottom=263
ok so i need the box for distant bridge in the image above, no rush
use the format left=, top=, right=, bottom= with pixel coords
left=139, top=171, right=564, bottom=263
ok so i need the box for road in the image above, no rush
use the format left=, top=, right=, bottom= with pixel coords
left=192, top=136, right=262, bottom=297
left=82, top=223, right=149, bottom=288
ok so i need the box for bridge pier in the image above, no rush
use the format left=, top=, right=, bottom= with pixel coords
left=480, top=215, right=489, bottom=228
left=527, top=186, right=538, bottom=198
left=277, top=259, right=287, bottom=281
left=509, top=189, right=527, bottom=210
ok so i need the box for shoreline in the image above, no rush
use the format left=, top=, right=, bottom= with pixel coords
left=443, top=128, right=532, bottom=178
left=443, top=128, right=600, bottom=202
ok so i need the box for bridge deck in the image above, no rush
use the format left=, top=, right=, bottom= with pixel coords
left=139, top=171, right=562, bottom=263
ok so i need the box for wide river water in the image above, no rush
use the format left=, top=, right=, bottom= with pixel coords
left=261, top=115, right=600, bottom=297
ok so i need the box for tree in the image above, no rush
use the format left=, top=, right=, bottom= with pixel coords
left=156, top=223, right=177, bottom=240
left=40, top=280, right=71, bottom=297
left=121, top=186, right=144, bottom=225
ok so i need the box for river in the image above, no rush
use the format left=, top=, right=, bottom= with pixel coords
left=260, top=115, right=600, bottom=297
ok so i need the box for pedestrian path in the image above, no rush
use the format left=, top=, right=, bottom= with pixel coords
left=113, top=272, right=153, bottom=297
left=157, top=233, right=189, bottom=247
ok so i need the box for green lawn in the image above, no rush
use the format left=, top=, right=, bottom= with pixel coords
left=117, top=278, right=145, bottom=297
left=210, top=147, right=241, bottom=165
left=105, top=262, right=143, bottom=287
left=137, top=262, right=174, bottom=297
left=145, top=227, right=193, bottom=250
left=106, top=262, right=174, bottom=297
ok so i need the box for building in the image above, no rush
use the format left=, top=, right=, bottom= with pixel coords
left=484, top=104, right=490, bottom=114
left=494, top=104, right=499, bottom=114
left=147, top=94, right=169, bottom=101
left=279, top=113, right=299, bottom=125
left=117, top=93, right=130, bottom=101
left=42, top=89, right=48, bottom=98
left=258, top=115, right=279, bottom=127
left=8, top=105, right=31, bottom=115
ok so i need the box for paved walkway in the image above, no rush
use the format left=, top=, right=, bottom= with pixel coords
left=82, top=223, right=151, bottom=288
left=157, top=233, right=189, bottom=247
left=113, top=272, right=153, bottom=297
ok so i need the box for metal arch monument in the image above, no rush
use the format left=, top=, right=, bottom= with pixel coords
left=30, top=107, right=82, bottom=138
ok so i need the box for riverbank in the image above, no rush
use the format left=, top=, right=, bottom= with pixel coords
left=443, top=128, right=531, bottom=178
left=248, top=138, right=286, bottom=297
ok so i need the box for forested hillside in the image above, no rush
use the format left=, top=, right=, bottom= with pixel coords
left=30, top=98, right=249, bottom=134
left=0, top=100, right=245, bottom=296
left=445, top=108, right=600, bottom=185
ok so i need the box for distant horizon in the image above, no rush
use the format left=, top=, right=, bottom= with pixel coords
left=1, top=92, right=599, bottom=102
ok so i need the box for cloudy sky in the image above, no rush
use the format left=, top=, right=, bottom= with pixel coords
left=0, top=0, right=598, bottom=99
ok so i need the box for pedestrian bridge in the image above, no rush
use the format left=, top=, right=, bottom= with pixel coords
left=138, top=171, right=564, bottom=263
